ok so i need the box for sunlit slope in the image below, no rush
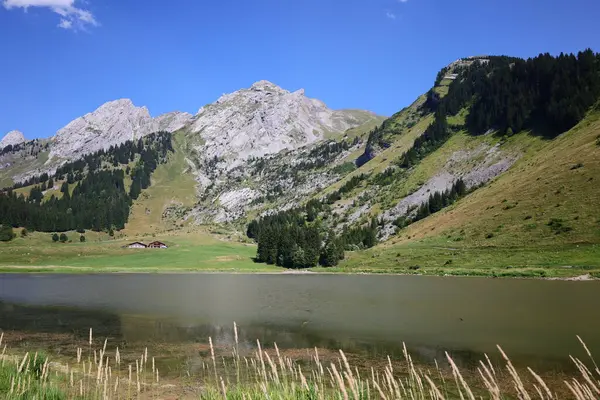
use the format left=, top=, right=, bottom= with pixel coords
left=399, top=110, right=600, bottom=246
left=124, top=131, right=198, bottom=235
left=336, top=109, right=600, bottom=276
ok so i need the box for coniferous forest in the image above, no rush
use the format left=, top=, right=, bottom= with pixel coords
left=246, top=199, right=379, bottom=269
left=0, top=132, right=173, bottom=233
left=437, top=50, right=600, bottom=136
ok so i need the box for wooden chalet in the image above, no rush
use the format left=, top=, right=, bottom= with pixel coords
left=148, top=241, right=168, bottom=249
left=126, top=242, right=147, bottom=249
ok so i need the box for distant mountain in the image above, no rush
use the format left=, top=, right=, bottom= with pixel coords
left=1, top=81, right=378, bottom=184
left=49, top=99, right=191, bottom=161
left=0, top=130, right=25, bottom=149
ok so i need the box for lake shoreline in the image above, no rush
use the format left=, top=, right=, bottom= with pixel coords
left=0, top=265, right=597, bottom=280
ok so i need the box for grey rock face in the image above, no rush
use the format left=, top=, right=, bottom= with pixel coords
left=0, top=130, right=26, bottom=148
left=48, top=100, right=192, bottom=162
left=155, top=111, right=193, bottom=133
left=49, top=99, right=157, bottom=160
left=189, top=80, right=375, bottom=169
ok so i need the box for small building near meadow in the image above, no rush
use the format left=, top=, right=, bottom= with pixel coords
left=126, top=242, right=147, bottom=249
left=148, top=241, right=168, bottom=249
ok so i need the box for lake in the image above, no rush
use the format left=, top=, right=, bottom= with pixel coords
left=0, top=273, right=598, bottom=373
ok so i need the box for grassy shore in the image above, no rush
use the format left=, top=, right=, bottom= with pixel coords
left=1, top=230, right=599, bottom=278
left=0, top=325, right=598, bottom=399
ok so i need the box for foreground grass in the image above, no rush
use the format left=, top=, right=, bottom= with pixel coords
left=0, top=326, right=598, bottom=399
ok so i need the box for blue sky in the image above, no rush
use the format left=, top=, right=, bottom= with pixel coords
left=1, top=0, right=599, bottom=140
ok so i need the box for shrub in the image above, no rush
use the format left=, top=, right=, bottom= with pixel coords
left=0, top=225, right=14, bottom=242
left=52, top=233, right=59, bottom=242
left=486, top=233, right=494, bottom=239
left=59, top=233, right=68, bottom=243
left=76, top=228, right=85, bottom=234
left=547, top=218, right=573, bottom=234
left=80, top=235, right=86, bottom=242
left=20, top=228, right=28, bottom=237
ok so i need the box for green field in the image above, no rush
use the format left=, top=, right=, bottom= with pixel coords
left=0, top=230, right=277, bottom=273
left=1, top=229, right=598, bottom=278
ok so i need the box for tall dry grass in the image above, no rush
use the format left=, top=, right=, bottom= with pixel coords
left=0, top=324, right=598, bottom=399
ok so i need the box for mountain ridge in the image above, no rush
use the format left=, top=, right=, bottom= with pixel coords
left=1, top=81, right=379, bottom=185
left=0, top=130, right=26, bottom=149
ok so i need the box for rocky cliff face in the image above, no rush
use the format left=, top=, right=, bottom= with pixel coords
left=189, top=80, right=376, bottom=169
left=2, top=81, right=379, bottom=209
left=0, top=130, right=26, bottom=148
left=50, top=99, right=163, bottom=161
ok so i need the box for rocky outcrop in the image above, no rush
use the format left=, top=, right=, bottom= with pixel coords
left=189, top=80, right=376, bottom=169
left=0, top=130, right=26, bottom=148
left=155, top=111, right=193, bottom=133
left=49, top=99, right=158, bottom=161
left=378, top=143, right=520, bottom=240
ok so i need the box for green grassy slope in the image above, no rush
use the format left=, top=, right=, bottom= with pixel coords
left=334, top=109, right=600, bottom=277
left=124, top=131, right=198, bottom=235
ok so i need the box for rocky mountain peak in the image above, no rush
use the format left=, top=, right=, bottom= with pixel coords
left=250, top=80, right=287, bottom=93
left=0, top=130, right=26, bottom=148
left=49, top=98, right=155, bottom=161
left=189, top=81, right=375, bottom=171
left=47, top=100, right=195, bottom=163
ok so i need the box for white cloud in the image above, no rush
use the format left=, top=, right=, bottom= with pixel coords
left=57, top=18, right=71, bottom=28
left=386, top=11, right=396, bottom=20
left=3, top=0, right=98, bottom=30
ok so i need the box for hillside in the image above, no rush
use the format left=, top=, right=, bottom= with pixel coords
left=1, top=50, right=600, bottom=276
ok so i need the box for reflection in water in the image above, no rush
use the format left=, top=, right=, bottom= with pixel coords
left=0, top=273, right=598, bottom=372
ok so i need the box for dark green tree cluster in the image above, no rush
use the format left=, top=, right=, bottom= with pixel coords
left=296, top=138, right=358, bottom=170
left=414, top=179, right=467, bottom=221
left=429, top=51, right=600, bottom=137
left=6, top=132, right=173, bottom=192
left=394, top=179, right=468, bottom=229
left=340, top=217, right=379, bottom=250
left=0, top=139, right=49, bottom=158
left=400, top=107, right=450, bottom=168
left=7, top=172, right=50, bottom=191
left=325, top=174, right=368, bottom=204
left=0, top=169, right=130, bottom=232
left=247, top=202, right=347, bottom=269
left=371, top=167, right=405, bottom=187
left=0, top=132, right=174, bottom=233
left=0, top=224, right=14, bottom=241
left=467, top=50, right=600, bottom=135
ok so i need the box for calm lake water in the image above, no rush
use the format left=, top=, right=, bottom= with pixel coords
left=0, top=273, right=598, bottom=371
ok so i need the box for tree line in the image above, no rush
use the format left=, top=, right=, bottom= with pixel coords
left=394, top=179, right=468, bottom=229
left=430, top=50, right=600, bottom=137
left=247, top=199, right=378, bottom=269
left=0, top=132, right=173, bottom=233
